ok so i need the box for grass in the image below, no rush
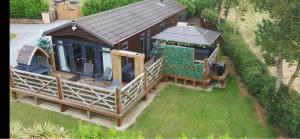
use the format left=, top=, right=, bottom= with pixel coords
left=128, top=74, right=277, bottom=138
left=10, top=74, right=276, bottom=138
left=10, top=97, right=93, bottom=130
left=10, top=33, right=17, bottom=40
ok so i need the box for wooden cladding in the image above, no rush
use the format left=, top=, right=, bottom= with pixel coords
left=48, top=25, right=108, bottom=46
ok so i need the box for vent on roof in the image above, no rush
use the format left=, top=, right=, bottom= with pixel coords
left=177, top=22, right=188, bottom=26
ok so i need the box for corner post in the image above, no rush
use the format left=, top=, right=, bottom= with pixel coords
left=56, top=75, right=65, bottom=112
left=115, top=88, right=122, bottom=127
left=143, top=71, right=148, bottom=100
left=10, top=65, right=17, bottom=100
left=50, top=52, right=57, bottom=72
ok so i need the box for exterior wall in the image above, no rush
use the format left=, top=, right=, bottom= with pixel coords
left=115, top=10, right=186, bottom=60
left=47, top=8, right=186, bottom=69
left=47, top=25, right=109, bottom=46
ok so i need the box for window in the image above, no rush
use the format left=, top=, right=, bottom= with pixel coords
left=121, top=41, right=129, bottom=66
left=179, top=12, right=186, bottom=22
left=140, top=33, right=145, bottom=53
left=160, top=22, right=166, bottom=32
left=146, top=30, right=152, bottom=58
left=122, top=41, right=129, bottom=50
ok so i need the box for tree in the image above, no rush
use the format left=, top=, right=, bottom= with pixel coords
left=223, top=0, right=233, bottom=21
left=253, top=0, right=300, bottom=93
left=232, top=0, right=250, bottom=35
left=256, top=20, right=287, bottom=94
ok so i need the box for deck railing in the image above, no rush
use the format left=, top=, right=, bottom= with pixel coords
left=61, top=79, right=116, bottom=112
left=120, top=73, right=145, bottom=111
left=10, top=57, right=164, bottom=127
left=145, top=57, right=163, bottom=88
left=208, top=47, right=218, bottom=67
left=10, top=69, right=58, bottom=98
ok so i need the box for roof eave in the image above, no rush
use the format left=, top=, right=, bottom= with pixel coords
left=43, top=22, right=72, bottom=36
left=76, top=23, right=115, bottom=46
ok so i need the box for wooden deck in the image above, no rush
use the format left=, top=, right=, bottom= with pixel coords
left=52, top=71, right=127, bottom=89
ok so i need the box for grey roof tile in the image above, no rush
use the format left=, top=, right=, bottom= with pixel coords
left=152, top=26, right=220, bottom=46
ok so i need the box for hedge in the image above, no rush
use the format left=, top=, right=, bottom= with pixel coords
left=10, top=0, right=49, bottom=19
left=202, top=9, right=300, bottom=137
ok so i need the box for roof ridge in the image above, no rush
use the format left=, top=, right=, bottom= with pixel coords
left=76, top=0, right=157, bottom=22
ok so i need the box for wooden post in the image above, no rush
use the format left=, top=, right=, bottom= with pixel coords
left=115, top=88, right=122, bottom=127
left=143, top=71, right=148, bottom=100
left=193, top=81, right=196, bottom=87
left=184, top=80, right=187, bottom=85
left=87, top=111, right=91, bottom=119
left=204, top=59, right=209, bottom=79
left=50, top=53, right=57, bottom=72
left=164, top=75, right=168, bottom=82
left=34, top=97, right=39, bottom=105
left=10, top=66, right=17, bottom=100
left=175, top=76, right=177, bottom=83
left=56, top=75, right=65, bottom=112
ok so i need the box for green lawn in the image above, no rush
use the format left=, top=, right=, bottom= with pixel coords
left=128, top=75, right=277, bottom=138
left=10, top=98, right=93, bottom=130
left=10, top=33, right=17, bottom=40
left=10, top=74, right=277, bottom=138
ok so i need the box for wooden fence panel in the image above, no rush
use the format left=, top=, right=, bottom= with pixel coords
left=61, top=79, right=116, bottom=112
left=120, top=73, right=145, bottom=111
left=145, top=58, right=163, bottom=88
left=11, top=69, right=58, bottom=97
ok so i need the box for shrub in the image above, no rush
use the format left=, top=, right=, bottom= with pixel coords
left=201, top=8, right=300, bottom=137
left=201, top=8, right=218, bottom=24
left=177, top=0, right=196, bottom=18
left=10, top=0, right=48, bottom=19
left=72, top=122, right=144, bottom=139
left=10, top=121, right=27, bottom=139
left=10, top=121, right=70, bottom=139
left=81, top=0, right=141, bottom=16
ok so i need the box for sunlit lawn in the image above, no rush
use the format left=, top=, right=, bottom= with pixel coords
left=129, top=74, right=277, bottom=138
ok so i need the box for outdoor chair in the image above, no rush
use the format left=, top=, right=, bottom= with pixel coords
left=80, top=63, right=94, bottom=80
left=107, top=79, right=121, bottom=90
left=102, top=67, right=112, bottom=81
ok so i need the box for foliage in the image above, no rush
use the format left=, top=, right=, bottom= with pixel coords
left=201, top=10, right=300, bottom=137
left=81, top=0, right=141, bottom=16
left=72, top=122, right=144, bottom=139
left=10, top=33, right=17, bottom=40
left=177, top=0, right=196, bottom=18
left=252, top=0, right=300, bottom=92
left=10, top=121, right=27, bottom=139
left=10, top=121, right=70, bottom=139
left=10, top=0, right=49, bottom=19
left=201, top=8, right=219, bottom=23
left=37, top=37, right=52, bottom=54
left=267, top=87, right=300, bottom=137
left=162, top=45, right=204, bottom=79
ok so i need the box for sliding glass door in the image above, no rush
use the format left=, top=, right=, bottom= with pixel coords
left=55, top=38, right=109, bottom=76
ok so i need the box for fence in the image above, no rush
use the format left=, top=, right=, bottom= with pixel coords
left=145, top=57, right=163, bottom=87
left=61, top=79, right=116, bottom=112
left=120, top=73, right=145, bottom=111
left=55, top=2, right=82, bottom=20
left=10, top=69, right=58, bottom=98
left=10, top=58, right=164, bottom=127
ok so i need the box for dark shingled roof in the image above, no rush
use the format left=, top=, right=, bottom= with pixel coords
left=152, top=25, right=220, bottom=46
left=17, top=45, right=49, bottom=65
left=44, top=0, right=186, bottom=46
